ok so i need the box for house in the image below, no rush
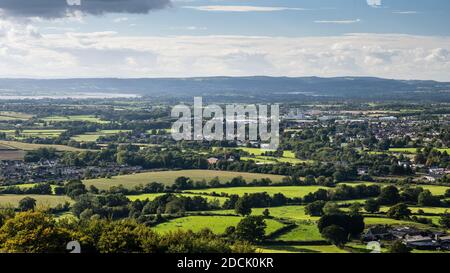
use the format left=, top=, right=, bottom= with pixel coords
left=362, top=226, right=393, bottom=241
left=207, top=157, right=219, bottom=165
left=357, top=167, right=369, bottom=176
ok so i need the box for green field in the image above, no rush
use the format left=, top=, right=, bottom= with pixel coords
left=71, top=130, right=131, bottom=142
left=188, top=186, right=327, bottom=199
left=0, top=140, right=86, bottom=152
left=42, top=115, right=109, bottom=124
left=83, top=170, right=287, bottom=190
left=0, top=129, right=66, bottom=139
left=276, top=222, right=322, bottom=241
left=127, top=193, right=229, bottom=204
left=0, top=194, right=72, bottom=208
left=152, top=215, right=285, bottom=236
left=0, top=111, right=33, bottom=121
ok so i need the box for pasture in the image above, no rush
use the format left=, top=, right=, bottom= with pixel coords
left=275, top=222, right=322, bottom=241
left=0, top=111, right=33, bottom=121
left=83, top=170, right=287, bottom=190
left=42, top=115, right=109, bottom=124
left=0, top=129, right=65, bottom=139
left=71, top=130, right=131, bottom=142
left=0, top=194, right=72, bottom=208
left=126, top=193, right=229, bottom=205
left=0, top=143, right=25, bottom=160
left=188, top=186, right=327, bottom=199
left=0, top=140, right=86, bottom=152
left=152, top=215, right=285, bottom=236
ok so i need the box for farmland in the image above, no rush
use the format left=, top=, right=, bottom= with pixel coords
left=71, top=130, right=131, bottom=142
left=0, top=140, right=87, bottom=152
left=83, top=170, right=287, bottom=190
left=42, top=115, right=109, bottom=124
left=152, top=215, right=286, bottom=236
left=0, top=129, right=66, bottom=139
left=127, top=193, right=229, bottom=204
left=0, top=194, right=72, bottom=208
left=0, top=111, right=33, bottom=121
left=187, top=186, right=327, bottom=199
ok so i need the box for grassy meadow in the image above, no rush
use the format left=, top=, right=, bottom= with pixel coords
left=83, top=170, right=287, bottom=190
left=0, top=194, right=72, bottom=208
left=152, top=215, right=285, bottom=236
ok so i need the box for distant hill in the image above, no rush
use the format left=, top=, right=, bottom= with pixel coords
left=0, top=76, right=449, bottom=102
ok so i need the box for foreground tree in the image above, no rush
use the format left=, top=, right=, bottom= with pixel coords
left=0, top=211, right=73, bottom=253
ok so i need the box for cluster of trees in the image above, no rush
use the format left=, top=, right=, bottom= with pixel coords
left=414, top=148, right=449, bottom=168
left=317, top=211, right=365, bottom=247
left=0, top=210, right=255, bottom=253
left=24, top=148, right=59, bottom=163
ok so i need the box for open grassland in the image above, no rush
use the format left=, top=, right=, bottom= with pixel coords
left=42, top=115, right=109, bottom=124
left=83, top=170, right=286, bottom=190
left=0, top=111, right=33, bottom=121
left=0, top=140, right=86, bottom=152
left=258, top=245, right=349, bottom=253
left=0, top=194, right=72, bottom=208
left=275, top=222, right=322, bottom=241
left=188, top=186, right=327, bottom=199
left=71, top=130, right=131, bottom=142
left=219, top=147, right=311, bottom=165
left=418, top=185, right=450, bottom=196
left=126, top=193, right=229, bottom=205
left=0, top=146, right=25, bottom=160
left=152, top=215, right=285, bottom=235
left=0, top=183, right=58, bottom=194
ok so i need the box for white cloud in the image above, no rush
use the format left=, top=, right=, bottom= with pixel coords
left=113, top=17, right=129, bottom=23
left=314, top=19, right=361, bottom=24
left=367, top=0, right=382, bottom=8
left=1, top=19, right=450, bottom=81
left=182, top=6, right=307, bottom=12
left=393, top=11, right=419, bottom=14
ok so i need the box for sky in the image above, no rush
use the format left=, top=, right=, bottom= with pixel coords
left=0, top=0, right=450, bottom=80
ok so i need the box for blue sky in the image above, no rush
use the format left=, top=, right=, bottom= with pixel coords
left=35, top=0, right=450, bottom=37
left=0, top=0, right=450, bottom=80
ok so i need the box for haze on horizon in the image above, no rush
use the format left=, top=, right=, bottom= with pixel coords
left=0, top=0, right=450, bottom=81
